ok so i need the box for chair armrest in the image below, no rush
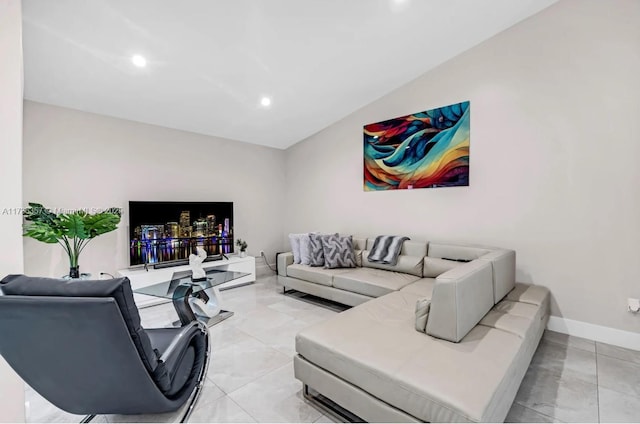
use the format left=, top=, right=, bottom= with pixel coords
left=160, top=321, right=206, bottom=363
left=278, top=252, right=294, bottom=277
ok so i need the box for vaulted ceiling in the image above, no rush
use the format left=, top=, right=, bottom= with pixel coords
left=22, top=0, right=557, bottom=149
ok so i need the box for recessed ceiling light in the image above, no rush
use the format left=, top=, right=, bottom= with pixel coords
left=131, top=54, right=147, bottom=68
left=390, top=0, right=411, bottom=12
left=260, top=96, right=272, bottom=107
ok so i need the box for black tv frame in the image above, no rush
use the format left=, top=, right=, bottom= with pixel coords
left=128, top=200, right=234, bottom=268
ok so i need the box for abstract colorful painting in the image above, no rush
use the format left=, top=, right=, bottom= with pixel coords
left=363, top=101, right=470, bottom=191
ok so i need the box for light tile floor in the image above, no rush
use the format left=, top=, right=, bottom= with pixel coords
left=25, top=275, right=640, bottom=423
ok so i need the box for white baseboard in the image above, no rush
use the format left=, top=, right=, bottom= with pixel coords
left=547, top=316, right=640, bottom=351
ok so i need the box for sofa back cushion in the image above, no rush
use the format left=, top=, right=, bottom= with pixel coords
left=477, top=249, right=516, bottom=304
left=353, top=237, right=367, bottom=267
left=426, top=260, right=494, bottom=342
left=353, top=237, right=367, bottom=250
left=427, top=242, right=491, bottom=261
left=362, top=239, right=426, bottom=277
left=423, top=257, right=464, bottom=278
left=427, top=242, right=516, bottom=304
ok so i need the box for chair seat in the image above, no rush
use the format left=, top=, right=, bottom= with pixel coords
left=147, top=326, right=208, bottom=397
left=147, top=328, right=178, bottom=353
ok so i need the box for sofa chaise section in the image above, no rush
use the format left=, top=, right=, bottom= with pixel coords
left=295, top=283, right=549, bottom=422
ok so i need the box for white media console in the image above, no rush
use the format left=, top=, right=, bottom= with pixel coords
left=118, top=254, right=256, bottom=308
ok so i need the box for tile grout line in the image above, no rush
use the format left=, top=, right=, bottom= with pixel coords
left=224, top=288, right=330, bottom=421
left=204, top=376, right=228, bottom=396
left=542, top=336, right=596, bottom=354
left=595, top=350, right=640, bottom=366
left=192, top=393, right=260, bottom=424
left=225, top=360, right=324, bottom=424
left=196, top=286, right=288, bottom=422
left=227, top=395, right=260, bottom=424
left=595, top=343, right=601, bottom=423
left=518, top=403, right=559, bottom=422
left=225, top=360, right=294, bottom=399
left=207, top=330, right=293, bottom=395
left=516, top=334, right=601, bottom=423
left=545, top=332, right=640, bottom=363
left=199, top=325, right=288, bottom=422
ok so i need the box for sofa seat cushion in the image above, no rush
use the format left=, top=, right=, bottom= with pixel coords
left=506, top=283, right=549, bottom=306
left=492, top=299, right=540, bottom=320
left=332, top=268, right=420, bottom=298
left=479, top=311, right=533, bottom=339
left=286, top=264, right=352, bottom=287
left=480, top=283, right=550, bottom=339
left=399, top=278, right=436, bottom=298
left=296, top=290, right=533, bottom=422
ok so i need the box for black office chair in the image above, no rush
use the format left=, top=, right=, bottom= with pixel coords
left=0, top=274, right=210, bottom=423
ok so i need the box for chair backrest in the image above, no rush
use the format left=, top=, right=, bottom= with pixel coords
left=0, top=275, right=172, bottom=414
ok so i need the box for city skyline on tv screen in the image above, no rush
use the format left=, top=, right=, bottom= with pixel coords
left=129, top=201, right=234, bottom=266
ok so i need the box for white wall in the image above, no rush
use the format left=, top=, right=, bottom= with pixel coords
left=285, top=0, right=640, bottom=334
left=0, top=0, right=26, bottom=422
left=23, top=101, right=286, bottom=277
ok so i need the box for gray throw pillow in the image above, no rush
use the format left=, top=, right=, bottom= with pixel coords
left=308, top=233, right=326, bottom=266
left=321, top=234, right=357, bottom=269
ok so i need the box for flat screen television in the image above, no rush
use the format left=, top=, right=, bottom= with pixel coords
left=129, top=201, right=234, bottom=266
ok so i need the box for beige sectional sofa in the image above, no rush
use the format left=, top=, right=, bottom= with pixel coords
left=277, top=238, right=549, bottom=422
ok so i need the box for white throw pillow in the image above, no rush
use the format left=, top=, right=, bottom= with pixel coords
left=299, top=233, right=315, bottom=265
left=288, top=233, right=303, bottom=264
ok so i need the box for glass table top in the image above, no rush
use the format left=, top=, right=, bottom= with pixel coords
left=133, top=269, right=250, bottom=300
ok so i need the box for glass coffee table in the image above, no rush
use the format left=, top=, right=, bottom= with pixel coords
left=134, top=269, right=249, bottom=327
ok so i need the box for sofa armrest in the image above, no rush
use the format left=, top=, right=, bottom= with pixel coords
left=278, top=252, right=294, bottom=277
left=426, top=260, right=494, bottom=342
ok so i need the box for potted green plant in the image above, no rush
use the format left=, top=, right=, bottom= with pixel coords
left=236, top=238, right=248, bottom=258
left=23, top=202, right=122, bottom=278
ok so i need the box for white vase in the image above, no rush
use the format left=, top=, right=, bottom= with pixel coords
left=239, top=251, right=247, bottom=258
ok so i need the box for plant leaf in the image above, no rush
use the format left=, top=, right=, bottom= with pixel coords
left=83, top=211, right=121, bottom=238
left=22, top=204, right=121, bottom=266
left=58, top=214, right=88, bottom=239
left=23, top=221, right=60, bottom=243
left=23, top=202, right=57, bottom=225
